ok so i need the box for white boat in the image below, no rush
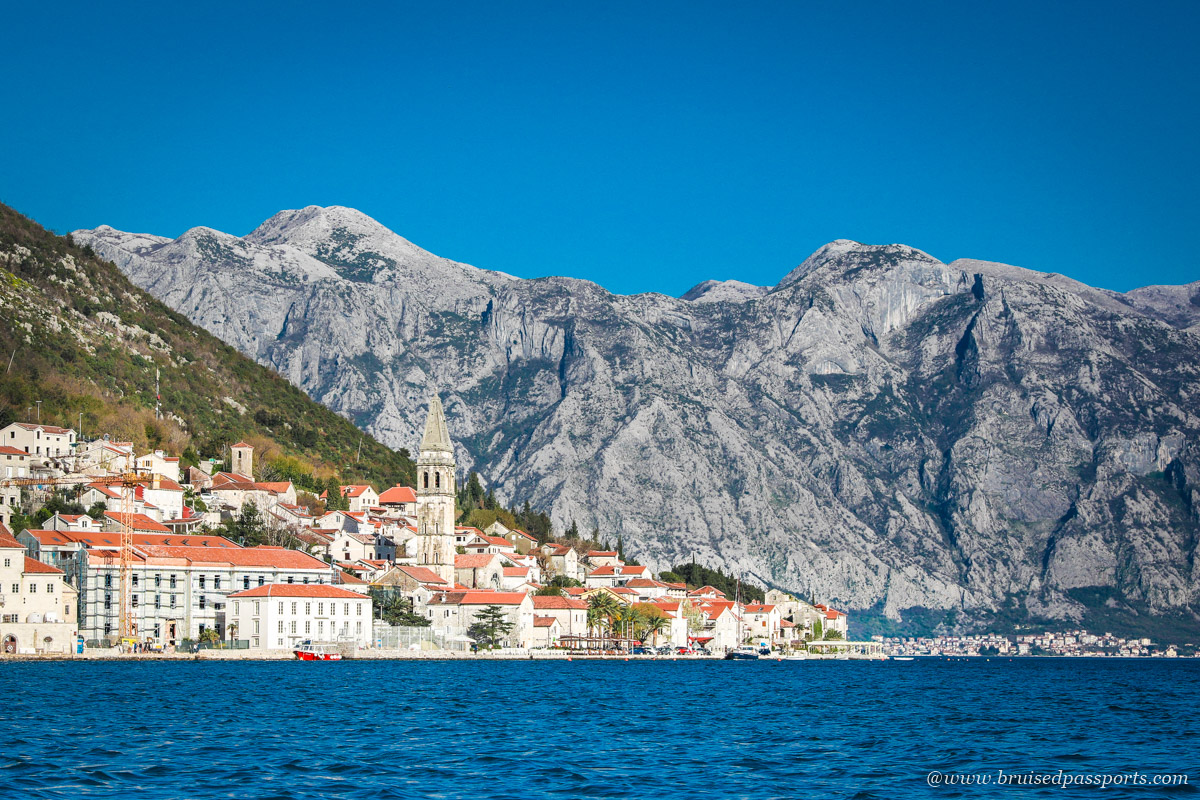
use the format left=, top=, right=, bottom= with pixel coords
left=891, top=656, right=914, bottom=661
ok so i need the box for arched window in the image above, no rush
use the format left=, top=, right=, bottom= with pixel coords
left=423, top=472, right=429, bottom=489
left=435, top=472, right=440, bottom=488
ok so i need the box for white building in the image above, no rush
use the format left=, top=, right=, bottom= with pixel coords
left=0, top=422, right=76, bottom=459
left=56, top=536, right=334, bottom=647
left=226, top=584, right=373, bottom=651
left=0, top=527, right=78, bottom=654
left=340, top=484, right=379, bottom=513
left=424, top=591, right=535, bottom=648
left=135, top=450, right=181, bottom=483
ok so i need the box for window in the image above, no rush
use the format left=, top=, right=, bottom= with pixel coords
left=132, top=595, right=139, bottom=608
left=291, top=602, right=297, bottom=615
left=199, top=576, right=206, bottom=590
left=435, top=472, right=440, bottom=488
left=200, top=596, right=206, bottom=610
left=155, top=594, right=161, bottom=609
left=303, top=577, right=309, bottom=584
left=169, top=574, right=177, bottom=589
left=318, top=603, right=324, bottom=616
left=104, top=574, right=112, bottom=588
left=423, top=472, right=429, bottom=489
left=357, top=603, right=362, bottom=616
left=104, top=593, right=111, bottom=610
left=2, top=559, right=8, bottom=568
left=277, top=620, right=283, bottom=633
left=258, top=576, right=265, bottom=587
left=214, top=576, right=221, bottom=590
left=29, top=584, right=36, bottom=594
left=305, top=603, right=311, bottom=615
left=290, top=620, right=297, bottom=634
left=153, top=624, right=161, bottom=638
left=104, top=623, right=111, bottom=635
left=132, top=574, right=139, bottom=587
left=243, top=576, right=250, bottom=590
left=318, top=621, right=324, bottom=635
left=170, top=595, right=176, bottom=608
left=47, top=583, right=55, bottom=594
left=344, top=603, right=350, bottom=616
left=277, top=602, right=283, bottom=614
left=304, top=621, right=311, bottom=634
left=253, top=619, right=259, bottom=634
left=287, top=576, right=294, bottom=584
left=356, top=621, right=362, bottom=634
left=252, top=636, right=259, bottom=648
left=10, top=584, right=16, bottom=594
left=155, top=574, right=161, bottom=587
left=254, top=601, right=260, bottom=615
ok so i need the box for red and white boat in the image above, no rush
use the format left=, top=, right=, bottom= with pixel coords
left=293, top=642, right=343, bottom=661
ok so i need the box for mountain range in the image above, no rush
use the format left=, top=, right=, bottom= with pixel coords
left=73, top=206, right=1200, bottom=635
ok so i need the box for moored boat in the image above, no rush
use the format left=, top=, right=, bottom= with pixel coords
left=294, top=642, right=343, bottom=661
left=725, top=644, right=760, bottom=661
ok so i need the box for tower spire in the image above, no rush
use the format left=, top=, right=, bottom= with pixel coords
left=421, top=395, right=452, bottom=453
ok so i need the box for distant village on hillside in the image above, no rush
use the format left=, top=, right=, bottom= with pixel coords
left=0, top=399, right=849, bottom=656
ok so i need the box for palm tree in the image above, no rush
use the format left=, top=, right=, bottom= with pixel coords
left=587, top=592, right=620, bottom=644
left=641, top=613, right=669, bottom=646
left=613, top=604, right=638, bottom=645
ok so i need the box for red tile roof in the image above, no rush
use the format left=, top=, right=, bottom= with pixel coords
left=397, top=566, right=450, bottom=585
left=625, top=578, right=661, bottom=588
left=506, top=529, right=537, bottom=541
left=428, top=591, right=528, bottom=606
left=378, top=486, right=417, bottom=504
left=532, top=595, right=589, bottom=610
left=587, top=551, right=618, bottom=558
left=454, top=553, right=497, bottom=569
left=0, top=446, right=28, bottom=456
left=502, top=567, right=529, bottom=577
left=102, top=512, right=171, bottom=532
left=11, top=423, right=73, bottom=434
left=23, top=556, right=63, bottom=574
left=0, top=528, right=24, bottom=549
left=131, top=545, right=328, bottom=570
left=227, top=584, right=364, bottom=599
left=533, top=616, right=558, bottom=628
left=340, top=484, right=375, bottom=498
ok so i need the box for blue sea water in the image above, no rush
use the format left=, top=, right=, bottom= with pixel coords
left=1, top=658, right=1197, bottom=799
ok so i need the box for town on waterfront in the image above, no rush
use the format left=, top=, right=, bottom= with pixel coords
left=1, top=399, right=1192, bottom=661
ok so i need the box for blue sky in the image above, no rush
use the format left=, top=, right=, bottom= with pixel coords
left=2, top=1, right=1197, bottom=296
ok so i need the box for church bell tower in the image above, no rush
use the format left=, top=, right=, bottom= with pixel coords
left=416, top=395, right=457, bottom=583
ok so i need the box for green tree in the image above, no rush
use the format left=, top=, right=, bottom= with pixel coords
left=587, top=592, right=620, bottom=638
left=324, top=477, right=348, bottom=511
left=228, top=503, right=267, bottom=546
left=369, top=588, right=430, bottom=627
left=466, top=604, right=513, bottom=648
left=535, top=585, right=565, bottom=597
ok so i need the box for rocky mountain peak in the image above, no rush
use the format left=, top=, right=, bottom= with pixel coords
left=69, top=211, right=1200, bottom=636
left=775, top=240, right=941, bottom=290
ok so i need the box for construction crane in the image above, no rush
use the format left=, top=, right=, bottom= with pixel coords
left=1, top=469, right=147, bottom=644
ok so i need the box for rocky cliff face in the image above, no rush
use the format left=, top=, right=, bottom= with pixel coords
left=74, top=208, right=1200, bottom=633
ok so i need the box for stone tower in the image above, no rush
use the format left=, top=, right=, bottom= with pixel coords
left=231, top=441, right=253, bottom=478
left=415, top=396, right=457, bottom=584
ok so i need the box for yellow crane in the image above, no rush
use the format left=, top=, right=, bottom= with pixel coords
left=2, top=469, right=147, bottom=643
